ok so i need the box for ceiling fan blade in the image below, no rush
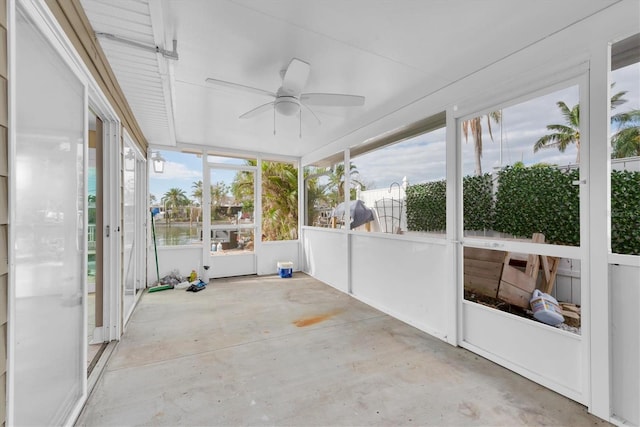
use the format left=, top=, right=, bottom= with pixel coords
left=205, top=78, right=276, bottom=98
left=301, top=103, right=321, bottom=125
left=239, top=101, right=274, bottom=119
left=281, top=58, right=310, bottom=95
left=300, top=93, right=365, bottom=107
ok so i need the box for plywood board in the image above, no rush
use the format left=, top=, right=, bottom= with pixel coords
left=464, top=247, right=506, bottom=262
left=464, top=274, right=499, bottom=298
left=464, top=247, right=505, bottom=298
left=463, top=259, right=504, bottom=279
left=498, top=280, right=533, bottom=308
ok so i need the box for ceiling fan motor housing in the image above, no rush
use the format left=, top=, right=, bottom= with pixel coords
left=275, top=96, right=300, bottom=116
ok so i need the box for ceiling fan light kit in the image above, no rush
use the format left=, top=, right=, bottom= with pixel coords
left=274, top=96, right=300, bottom=116
left=205, top=58, right=365, bottom=136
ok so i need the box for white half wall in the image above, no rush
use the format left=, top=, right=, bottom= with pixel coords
left=148, top=246, right=201, bottom=284
left=611, top=263, right=640, bottom=426
left=302, top=227, right=348, bottom=292
left=350, top=234, right=450, bottom=340
left=208, top=253, right=256, bottom=278
left=462, top=301, right=584, bottom=404
left=257, top=240, right=300, bottom=275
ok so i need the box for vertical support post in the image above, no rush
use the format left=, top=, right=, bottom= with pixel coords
left=446, top=107, right=460, bottom=346
left=344, top=150, right=351, bottom=294
left=202, top=150, right=211, bottom=273
left=587, top=41, right=612, bottom=419
left=255, top=156, right=262, bottom=274
left=298, top=160, right=304, bottom=271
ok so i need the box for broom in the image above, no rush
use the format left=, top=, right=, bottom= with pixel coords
left=148, top=208, right=173, bottom=292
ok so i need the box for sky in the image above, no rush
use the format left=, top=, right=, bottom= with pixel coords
left=354, top=62, right=639, bottom=188
left=149, top=152, right=243, bottom=202
left=149, top=62, right=639, bottom=199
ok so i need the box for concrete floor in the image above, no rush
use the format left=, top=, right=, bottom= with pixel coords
left=76, top=274, right=607, bottom=426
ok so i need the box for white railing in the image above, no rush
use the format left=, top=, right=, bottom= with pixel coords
left=88, top=224, right=96, bottom=250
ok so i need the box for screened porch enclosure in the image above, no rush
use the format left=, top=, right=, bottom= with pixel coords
left=6, top=1, right=640, bottom=426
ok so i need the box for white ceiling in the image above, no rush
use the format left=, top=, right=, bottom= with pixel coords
left=81, top=0, right=620, bottom=158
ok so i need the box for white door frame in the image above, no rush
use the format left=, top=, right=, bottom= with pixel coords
left=453, top=68, right=590, bottom=404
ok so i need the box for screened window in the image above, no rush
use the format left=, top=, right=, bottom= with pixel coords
left=351, top=124, right=446, bottom=235
left=262, top=160, right=298, bottom=241
left=208, top=155, right=257, bottom=254
left=461, top=85, right=581, bottom=246
left=149, top=150, right=202, bottom=246
left=304, top=160, right=344, bottom=228
left=610, top=34, right=640, bottom=256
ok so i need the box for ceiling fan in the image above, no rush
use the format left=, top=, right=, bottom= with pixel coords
left=205, top=58, right=365, bottom=134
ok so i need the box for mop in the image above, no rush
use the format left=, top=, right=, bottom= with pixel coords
left=148, top=208, right=173, bottom=292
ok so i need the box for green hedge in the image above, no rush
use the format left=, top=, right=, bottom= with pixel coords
left=494, top=166, right=580, bottom=246
left=611, top=169, right=640, bottom=255
left=463, top=174, right=495, bottom=231
left=405, top=165, right=640, bottom=255
left=406, top=180, right=446, bottom=232
left=405, top=173, right=494, bottom=232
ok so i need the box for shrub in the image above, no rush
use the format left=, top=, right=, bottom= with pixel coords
left=611, top=169, right=640, bottom=255
left=406, top=180, right=446, bottom=232
left=463, top=173, right=495, bottom=231
left=405, top=165, right=639, bottom=255
left=494, top=166, right=579, bottom=246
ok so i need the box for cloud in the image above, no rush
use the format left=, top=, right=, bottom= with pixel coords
left=354, top=131, right=447, bottom=187
left=149, top=161, right=202, bottom=181
left=353, top=64, right=638, bottom=188
left=149, top=161, right=203, bottom=200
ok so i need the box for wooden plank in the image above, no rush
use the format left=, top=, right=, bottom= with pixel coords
left=464, top=274, right=499, bottom=298
left=501, top=265, right=537, bottom=293
left=540, top=256, right=560, bottom=294
left=562, top=310, right=581, bottom=327
left=524, top=232, right=545, bottom=277
left=464, top=259, right=503, bottom=279
left=498, top=280, right=533, bottom=308
left=561, top=304, right=581, bottom=313
left=464, top=247, right=506, bottom=263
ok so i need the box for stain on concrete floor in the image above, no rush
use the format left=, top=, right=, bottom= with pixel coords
left=293, top=310, right=342, bottom=327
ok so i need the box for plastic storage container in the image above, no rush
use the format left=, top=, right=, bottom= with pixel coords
left=277, top=261, right=293, bottom=278
left=530, top=289, right=564, bottom=326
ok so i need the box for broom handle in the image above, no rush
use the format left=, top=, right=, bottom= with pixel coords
left=151, top=211, right=160, bottom=283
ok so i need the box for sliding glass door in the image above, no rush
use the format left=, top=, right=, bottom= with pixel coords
left=14, top=8, right=87, bottom=425
left=122, top=137, right=145, bottom=323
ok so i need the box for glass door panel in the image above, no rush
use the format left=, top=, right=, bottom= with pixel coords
left=123, top=144, right=138, bottom=322
left=460, top=84, right=584, bottom=318
left=14, top=9, right=86, bottom=425
left=210, top=167, right=255, bottom=249
left=208, top=163, right=256, bottom=276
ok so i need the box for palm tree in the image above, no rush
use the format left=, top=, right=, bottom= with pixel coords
left=535, top=86, right=631, bottom=163
left=534, top=101, right=581, bottom=163
left=161, top=188, right=189, bottom=224
left=326, top=162, right=363, bottom=206
left=227, top=161, right=299, bottom=240
left=462, top=111, right=502, bottom=176
left=611, top=109, right=640, bottom=158
left=191, top=180, right=203, bottom=205
left=211, top=181, right=229, bottom=207
left=304, top=166, right=330, bottom=226
left=261, top=161, right=299, bottom=240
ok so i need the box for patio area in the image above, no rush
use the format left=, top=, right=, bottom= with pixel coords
left=76, top=274, right=603, bottom=426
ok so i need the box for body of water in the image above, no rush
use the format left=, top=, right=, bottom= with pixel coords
left=153, top=223, right=201, bottom=246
